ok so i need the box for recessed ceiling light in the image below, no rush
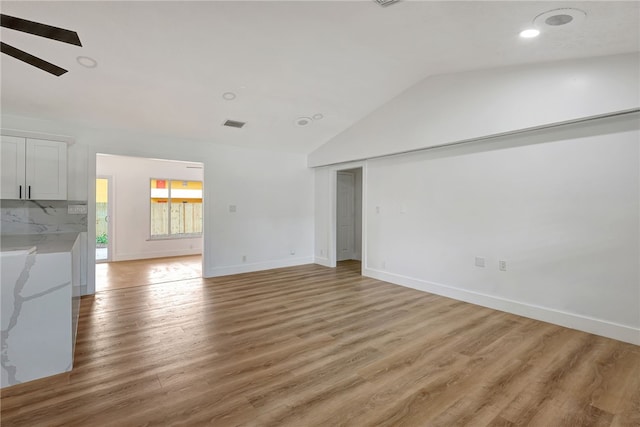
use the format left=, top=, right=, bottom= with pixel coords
left=76, top=56, right=97, bottom=68
left=295, top=117, right=312, bottom=127
left=519, top=28, right=540, bottom=38
left=312, top=113, right=324, bottom=120
left=222, top=92, right=236, bottom=101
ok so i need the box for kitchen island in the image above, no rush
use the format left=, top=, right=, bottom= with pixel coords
left=1, top=232, right=82, bottom=388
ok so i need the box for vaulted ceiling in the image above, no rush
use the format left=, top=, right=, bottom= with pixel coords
left=1, top=1, right=638, bottom=153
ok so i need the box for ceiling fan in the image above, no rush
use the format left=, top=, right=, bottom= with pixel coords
left=0, top=14, right=82, bottom=76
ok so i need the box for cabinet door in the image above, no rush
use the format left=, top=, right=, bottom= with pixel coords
left=1, top=135, right=26, bottom=199
left=25, top=139, right=67, bottom=200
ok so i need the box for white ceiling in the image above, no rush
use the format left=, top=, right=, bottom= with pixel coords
left=1, top=1, right=638, bottom=154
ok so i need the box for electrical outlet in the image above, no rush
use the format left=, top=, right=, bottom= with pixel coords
left=320, top=249, right=324, bottom=255
left=242, top=255, right=247, bottom=262
left=67, top=204, right=87, bottom=214
left=499, top=260, right=507, bottom=271
left=376, top=206, right=381, bottom=214
left=475, top=256, right=486, bottom=268
left=290, top=250, right=295, bottom=255
left=229, top=205, right=237, bottom=213
left=381, top=260, right=386, bottom=269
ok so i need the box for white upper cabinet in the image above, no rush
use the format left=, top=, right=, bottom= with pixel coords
left=1, top=136, right=67, bottom=200
left=1, top=136, right=26, bottom=199
left=25, top=139, right=68, bottom=200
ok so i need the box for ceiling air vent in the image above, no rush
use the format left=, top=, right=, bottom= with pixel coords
left=374, top=0, right=400, bottom=7
left=223, top=119, right=246, bottom=129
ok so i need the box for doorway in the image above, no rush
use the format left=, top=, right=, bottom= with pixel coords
left=93, top=154, right=204, bottom=293
left=336, top=168, right=363, bottom=264
left=95, top=176, right=112, bottom=262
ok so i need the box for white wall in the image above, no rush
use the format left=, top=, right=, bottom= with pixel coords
left=96, top=154, right=203, bottom=261
left=309, top=53, right=640, bottom=167
left=1, top=114, right=315, bottom=293
left=314, top=114, right=640, bottom=344
left=205, top=142, right=315, bottom=276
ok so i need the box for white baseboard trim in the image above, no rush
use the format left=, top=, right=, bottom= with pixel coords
left=114, top=249, right=202, bottom=262
left=364, top=268, right=640, bottom=346
left=314, top=256, right=331, bottom=267
left=205, top=256, right=314, bottom=277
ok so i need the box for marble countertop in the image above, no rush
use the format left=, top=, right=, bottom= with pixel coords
left=1, top=233, right=80, bottom=254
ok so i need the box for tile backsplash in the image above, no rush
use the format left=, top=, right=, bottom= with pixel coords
left=1, top=200, right=88, bottom=234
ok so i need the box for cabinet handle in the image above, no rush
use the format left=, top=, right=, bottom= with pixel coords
left=28, top=185, right=31, bottom=199
left=19, top=185, right=22, bottom=199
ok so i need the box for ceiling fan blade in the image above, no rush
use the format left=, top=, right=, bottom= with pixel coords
left=1, top=42, right=68, bottom=76
left=1, top=14, right=82, bottom=47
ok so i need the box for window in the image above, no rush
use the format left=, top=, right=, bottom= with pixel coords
left=150, top=179, right=202, bottom=238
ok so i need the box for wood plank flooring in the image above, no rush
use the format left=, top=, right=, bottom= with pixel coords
left=96, top=255, right=202, bottom=291
left=2, top=261, right=639, bottom=426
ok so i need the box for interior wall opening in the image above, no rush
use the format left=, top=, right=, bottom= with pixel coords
left=94, top=153, right=204, bottom=292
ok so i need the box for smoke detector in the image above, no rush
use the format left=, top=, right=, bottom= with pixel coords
left=534, top=8, right=587, bottom=28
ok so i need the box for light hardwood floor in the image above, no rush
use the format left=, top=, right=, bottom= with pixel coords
left=1, top=261, right=639, bottom=426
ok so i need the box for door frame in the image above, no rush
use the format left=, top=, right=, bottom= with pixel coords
left=329, top=161, right=366, bottom=269
left=95, top=175, right=114, bottom=263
